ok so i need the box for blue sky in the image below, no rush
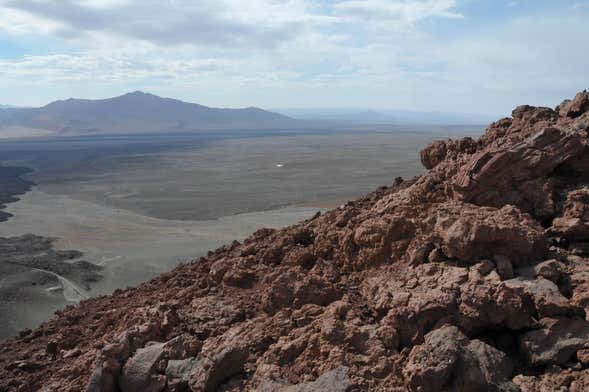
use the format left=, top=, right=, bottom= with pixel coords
left=0, top=0, right=587, bottom=115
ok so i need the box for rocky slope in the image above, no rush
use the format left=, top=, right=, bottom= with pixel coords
left=2, top=91, right=589, bottom=391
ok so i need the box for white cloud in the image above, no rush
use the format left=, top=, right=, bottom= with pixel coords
left=332, top=0, right=463, bottom=24
left=0, top=0, right=586, bottom=114
left=0, top=0, right=326, bottom=49
left=0, top=5, right=63, bottom=35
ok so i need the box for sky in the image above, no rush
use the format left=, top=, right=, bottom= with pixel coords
left=0, top=0, right=587, bottom=115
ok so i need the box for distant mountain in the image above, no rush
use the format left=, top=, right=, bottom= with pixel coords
left=274, top=108, right=395, bottom=123
left=0, top=91, right=296, bottom=137
left=275, top=108, right=496, bottom=125
left=381, top=109, right=497, bottom=125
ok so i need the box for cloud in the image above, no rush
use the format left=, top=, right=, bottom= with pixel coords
left=1, top=0, right=304, bottom=49
left=0, top=0, right=586, bottom=114
left=0, top=0, right=460, bottom=48
left=0, top=0, right=339, bottom=50
left=332, top=0, right=463, bottom=24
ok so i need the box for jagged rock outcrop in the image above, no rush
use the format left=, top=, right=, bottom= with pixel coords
left=1, top=91, right=589, bottom=391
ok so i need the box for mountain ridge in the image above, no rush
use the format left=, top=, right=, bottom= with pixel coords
left=0, top=92, right=295, bottom=137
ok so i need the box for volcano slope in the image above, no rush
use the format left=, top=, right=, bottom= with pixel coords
left=2, top=92, right=589, bottom=391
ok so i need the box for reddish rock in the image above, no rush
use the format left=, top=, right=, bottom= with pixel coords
left=504, top=277, right=579, bottom=318
left=258, top=366, right=351, bottom=391
left=453, top=127, right=588, bottom=219
left=420, top=137, right=477, bottom=169
left=551, top=188, right=589, bottom=240
left=189, top=347, right=248, bottom=392
left=119, top=342, right=168, bottom=392
left=557, top=90, right=589, bottom=118
left=519, top=317, right=589, bottom=366
left=436, top=203, right=547, bottom=265
left=404, top=325, right=515, bottom=392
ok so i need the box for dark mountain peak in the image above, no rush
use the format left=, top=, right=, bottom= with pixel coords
left=119, top=90, right=158, bottom=99
left=243, top=106, right=265, bottom=112
left=114, top=91, right=165, bottom=103
left=126, top=90, right=149, bottom=96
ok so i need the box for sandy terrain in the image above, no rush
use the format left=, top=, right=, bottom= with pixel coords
left=0, top=127, right=483, bottom=339
left=0, top=189, right=319, bottom=292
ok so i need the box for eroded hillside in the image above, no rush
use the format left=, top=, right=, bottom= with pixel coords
left=1, top=91, right=589, bottom=391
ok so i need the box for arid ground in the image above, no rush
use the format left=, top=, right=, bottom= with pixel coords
left=0, top=126, right=481, bottom=339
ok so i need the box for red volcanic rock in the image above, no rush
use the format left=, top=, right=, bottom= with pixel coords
left=419, top=137, right=477, bottom=169
left=551, top=188, right=589, bottom=240
left=435, top=203, right=547, bottom=264
left=519, top=317, right=589, bottom=366
left=3, top=92, right=589, bottom=391
left=403, top=325, right=516, bottom=392
left=189, top=347, right=248, bottom=392
left=453, top=127, right=588, bottom=220
left=557, top=90, right=589, bottom=118
left=258, top=366, right=351, bottom=391
left=504, top=277, right=580, bottom=318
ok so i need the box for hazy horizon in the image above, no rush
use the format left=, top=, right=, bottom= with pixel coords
left=0, top=90, right=499, bottom=122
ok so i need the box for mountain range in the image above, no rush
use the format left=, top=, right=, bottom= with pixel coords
left=0, top=92, right=496, bottom=139
left=0, top=91, right=295, bottom=137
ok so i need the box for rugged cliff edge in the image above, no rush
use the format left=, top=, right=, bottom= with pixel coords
left=2, top=92, right=589, bottom=391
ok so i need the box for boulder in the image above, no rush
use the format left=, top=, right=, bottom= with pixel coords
left=117, top=334, right=197, bottom=392
left=459, top=280, right=537, bottom=331
left=503, top=277, right=579, bottom=318
left=257, top=366, right=351, bottom=392
left=166, top=358, right=196, bottom=392
left=189, top=347, right=248, bottom=392
left=557, top=91, right=589, bottom=118
left=119, top=342, right=167, bottom=392
left=551, top=188, right=589, bottom=240
left=453, top=127, right=588, bottom=219
left=86, top=357, right=121, bottom=392
left=533, top=259, right=566, bottom=284
left=436, top=203, right=547, bottom=265
left=519, top=317, right=589, bottom=366
left=420, top=137, right=477, bottom=170
left=403, top=325, right=516, bottom=392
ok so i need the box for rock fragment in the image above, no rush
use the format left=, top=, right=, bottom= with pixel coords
left=519, top=317, right=589, bottom=366
left=403, top=325, right=516, bottom=392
